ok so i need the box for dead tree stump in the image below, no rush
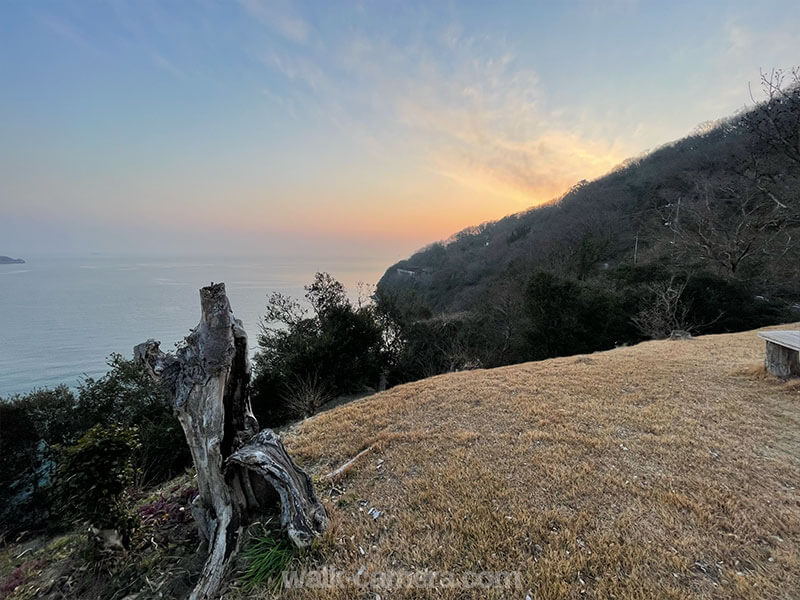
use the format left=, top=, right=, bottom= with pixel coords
left=135, top=283, right=327, bottom=600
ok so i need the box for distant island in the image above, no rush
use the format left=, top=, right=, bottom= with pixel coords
left=0, top=256, right=25, bottom=264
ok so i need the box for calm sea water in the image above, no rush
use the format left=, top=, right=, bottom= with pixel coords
left=0, top=254, right=392, bottom=397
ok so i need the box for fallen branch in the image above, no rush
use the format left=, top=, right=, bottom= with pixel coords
left=325, top=445, right=375, bottom=480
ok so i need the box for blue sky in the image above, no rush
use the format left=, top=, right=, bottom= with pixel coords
left=1, top=0, right=799, bottom=258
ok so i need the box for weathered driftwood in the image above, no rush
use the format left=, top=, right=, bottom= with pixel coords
left=758, top=331, right=800, bottom=379
left=135, top=283, right=327, bottom=600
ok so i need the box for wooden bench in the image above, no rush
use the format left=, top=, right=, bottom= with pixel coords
left=757, top=331, right=800, bottom=378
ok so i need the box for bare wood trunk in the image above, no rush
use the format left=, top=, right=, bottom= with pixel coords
left=135, top=283, right=327, bottom=600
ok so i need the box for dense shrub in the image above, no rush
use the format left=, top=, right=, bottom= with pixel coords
left=524, top=271, right=634, bottom=359
left=76, top=354, right=190, bottom=486
left=0, top=356, right=190, bottom=536
left=610, top=265, right=791, bottom=338
left=374, top=285, right=513, bottom=382
left=681, top=272, right=788, bottom=332
left=387, top=312, right=484, bottom=381
left=0, top=386, right=79, bottom=531
left=52, top=423, right=141, bottom=543
left=251, top=273, right=387, bottom=426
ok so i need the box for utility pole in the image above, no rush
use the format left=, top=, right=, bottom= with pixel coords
left=633, top=233, right=639, bottom=265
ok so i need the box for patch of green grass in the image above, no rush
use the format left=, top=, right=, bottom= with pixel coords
left=240, top=524, right=296, bottom=592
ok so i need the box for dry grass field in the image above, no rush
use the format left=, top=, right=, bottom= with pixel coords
left=3, top=325, right=798, bottom=600
left=276, top=324, right=800, bottom=600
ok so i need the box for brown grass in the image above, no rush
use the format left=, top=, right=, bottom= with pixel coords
left=274, top=324, right=800, bottom=599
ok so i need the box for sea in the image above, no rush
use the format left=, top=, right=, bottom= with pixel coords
left=0, top=254, right=393, bottom=397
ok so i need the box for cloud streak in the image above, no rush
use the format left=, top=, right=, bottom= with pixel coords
left=259, top=17, right=624, bottom=210
left=38, top=12, right=103, bottom=56
left=238, top=0, right=310, bottom=43
left=150, top=51, right=186, bottom=79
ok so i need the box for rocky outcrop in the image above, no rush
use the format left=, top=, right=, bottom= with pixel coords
left=0, top=256, right=25, bottom=264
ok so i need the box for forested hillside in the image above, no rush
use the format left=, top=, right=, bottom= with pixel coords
left=250, top=71, right=800, bottom=411
left=378, top=70, right=800, bottom=317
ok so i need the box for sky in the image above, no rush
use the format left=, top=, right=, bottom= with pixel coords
left=1, top=0, right=799, bottom=259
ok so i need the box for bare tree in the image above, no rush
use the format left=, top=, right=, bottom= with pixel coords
left=631, top=276, right=692, bottom=339
left=283, top=371, right=332, bottom=419
left=746, top=67, right=800, bottom=167
left=660, top=173, right=796, bottom=276
left=657, top=68, right=800, bottom=281
left=632, top=275, right=723, bottom=339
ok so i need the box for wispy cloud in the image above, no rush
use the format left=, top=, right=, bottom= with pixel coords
left=724, top=21, right=752, bottom=57
left=38, top=13, right=103, bottom=56
left=384, top=42, right=622, bottom=203
left=259, top=20, right=622, bottom=207
left=699, top=18, right=800, bottom=117
left=436, top=132, right=622, bottom=205
left=261, top=50, right=328, bottom=91
left=150, top=51, right=186, bottom=79
left=238, top=0, right=310, bottom=43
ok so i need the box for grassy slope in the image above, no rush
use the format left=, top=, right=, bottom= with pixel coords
left=282, top=324, right=800, bottom=599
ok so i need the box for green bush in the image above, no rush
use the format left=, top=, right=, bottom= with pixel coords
left=251, top=273, right=386, bottom=426
left=524, top=271, right=634, bottom=360
left=0, top=357, right=190, bottom=536
left=52, top=423, right=141, bottom=542
left=374, top=286, right=504, bottom=382
left=76, top=354, right=190, bottom=486
left=609, top=265, right=792, bottom=338
left=681, top=272, right=788, bottom=332
left=385, top=313, right=486, bottom=381
left=0, top=386, right=79, bottom=531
